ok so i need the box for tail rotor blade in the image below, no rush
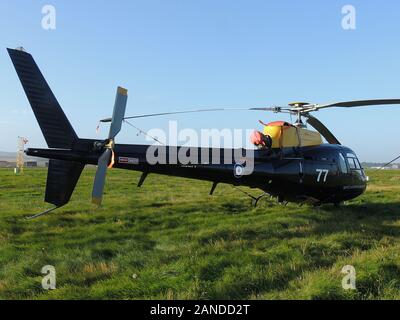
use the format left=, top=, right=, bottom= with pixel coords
left=92, top=149, right=112, bottom=205
left=108, top=87, right=128, bottom=139
left=92, top=86, right=127, bottom=206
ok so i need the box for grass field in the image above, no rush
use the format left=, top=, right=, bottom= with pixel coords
left=0, top=167, right=399, bottom=300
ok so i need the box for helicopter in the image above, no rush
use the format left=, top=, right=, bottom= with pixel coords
left=7, top=47, right=400, bottom=219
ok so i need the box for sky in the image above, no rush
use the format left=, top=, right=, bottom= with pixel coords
left=1, top=0, right=400, bottom=162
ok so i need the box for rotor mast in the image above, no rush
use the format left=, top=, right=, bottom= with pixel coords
left=289, top=102, right=309, bottom=128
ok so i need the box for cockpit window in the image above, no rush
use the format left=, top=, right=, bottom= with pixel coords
left=349, top=158, right=357, bottom=169
left=346, top=153, right=362, bottom=170
left=339, top=153, right=348, bottom=173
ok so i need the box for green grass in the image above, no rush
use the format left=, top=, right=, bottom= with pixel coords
left=0, top=167, right=399, bottom=300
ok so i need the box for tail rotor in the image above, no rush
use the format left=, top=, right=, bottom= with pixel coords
left=92, top=87, right=128, bottom=205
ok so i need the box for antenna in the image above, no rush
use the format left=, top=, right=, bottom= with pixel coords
left=15, top=136, right=28, bottom=175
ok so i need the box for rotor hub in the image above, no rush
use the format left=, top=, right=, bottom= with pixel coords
left=288, top=102, right=310, bottom=109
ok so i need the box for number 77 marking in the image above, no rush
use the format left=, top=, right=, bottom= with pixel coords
left=316, top=169, right=329, bottom=182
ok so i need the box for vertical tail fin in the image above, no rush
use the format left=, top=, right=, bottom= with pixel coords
left=8, top=48, right=84, bottom=215
left=7, top=48, right=78, bottom=149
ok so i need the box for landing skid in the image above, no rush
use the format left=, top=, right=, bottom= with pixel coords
left=252, top=193, right=271, bottom=207
left=26, top=206, right=60, bottom=220
left=231, top=186, right=273, bottom=207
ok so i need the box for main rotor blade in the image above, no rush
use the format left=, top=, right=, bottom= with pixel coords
left=100, top=99, right=400, bottom=122
left=108, top=87, right=128, bottom=139
left=316, top=99, right=400, bottom=110
left=92, top=149, right=112, bottom=205
left=100, top=107, right=286, bottom=122
left=304, top=114, right=341, bottom=145
left=375, top=154, right=400, bottom=171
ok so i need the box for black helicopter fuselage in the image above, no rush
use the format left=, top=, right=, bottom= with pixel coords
left=27, top=142, right=367, bottom=205
left=8, top=47, right=369, bottom=210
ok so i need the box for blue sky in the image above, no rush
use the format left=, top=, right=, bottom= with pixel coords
left=1, top=0, right=400, bottom=161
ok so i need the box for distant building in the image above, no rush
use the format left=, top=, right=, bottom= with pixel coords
left=0, top=161, right=17, bottom=168
left=0, top=161, right=11, bottom=168
left=25, top=161, right=38, bottom=167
